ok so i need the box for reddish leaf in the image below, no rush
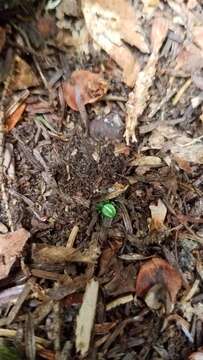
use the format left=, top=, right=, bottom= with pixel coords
left=136, top=257, right=182, bottom=305
left=5, top=103, right=26, bottom=132
left=0, top=228, right=30, bottom=280
left=62, top=70, right=108, bottom=111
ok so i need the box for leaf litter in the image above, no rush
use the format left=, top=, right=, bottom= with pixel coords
left=0, top=0, right=203, bottom=359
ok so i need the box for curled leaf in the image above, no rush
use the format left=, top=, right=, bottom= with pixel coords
left=63, top=70, right=108, bottom=110
left=136, top=257, right=182, bottom=310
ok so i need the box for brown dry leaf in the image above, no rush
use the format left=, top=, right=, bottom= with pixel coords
left=125, top=17, right=169, bottom=144
left=63, top=69, right=108, bottom=111
left=189, top=352, right=203, bottom=360
left=0, top=26, right=6, bottom=52
left=136, top=257, right=182, bottom=310
left=82, top=0, right=149, bottom=86
left=32, top=241, right=100, bottom=264
left=130, top=155, right=162, bottom=167
left=11, top=56, right=40, bottom=91
left=0, top=228, right=30, bottom=280
left=149, top=199, right=167, bottom=231
left=76, top=279, right=99, bottom=356
left=5, top=103, right=26, bottom=132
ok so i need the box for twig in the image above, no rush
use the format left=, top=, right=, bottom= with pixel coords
left=102, top=95, right=127, bottom=102
left=66, top=225, right=79, bottom=248
left=148, top=89, right=176, bottom=118
left=0, top=49, right=14, bottom=231
left=172, top=79, right=192, bottom=106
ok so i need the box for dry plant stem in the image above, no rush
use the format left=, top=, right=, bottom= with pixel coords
left=53, top=302, right=61, bottom=359
left=66, top=225, right=79, bottom=248
left=0, top=328, right=50, bottom=347
left=0, top=56, right=14, bottom=231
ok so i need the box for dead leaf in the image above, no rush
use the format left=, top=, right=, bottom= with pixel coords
left=0, top=26, right=6, bottom=53
left=32, top=241, right=100, bottom=264
left=63, top=69, right=108, bottom=110
left=136, top=257, right=182, bottom=310
left=125, top=17, right=169, bottom=144
left=189, top=352, right=203, bottom=360
left=130, top=155, right=162, bottom=167
left=82, top=0, right=149, bottom=86
left=11, top=56, right=40, bottom=91
left=0, top=228, right=30, bottom=280
left=149, top=199, right=167, bottom=231
left=5, top=103, right=26, bottom=132
left=76, top=279, right=99, bottom=356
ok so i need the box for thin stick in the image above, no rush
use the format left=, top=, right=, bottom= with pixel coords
left=0, top=50, right=14, bottom=230
left=66, top=225, right=79, bottom=248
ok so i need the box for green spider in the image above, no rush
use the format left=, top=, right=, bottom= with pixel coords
left=96, top=201, right=117, bottom=219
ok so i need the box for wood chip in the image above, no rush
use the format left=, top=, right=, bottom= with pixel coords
left=76, top=278, right=99, bottom=356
